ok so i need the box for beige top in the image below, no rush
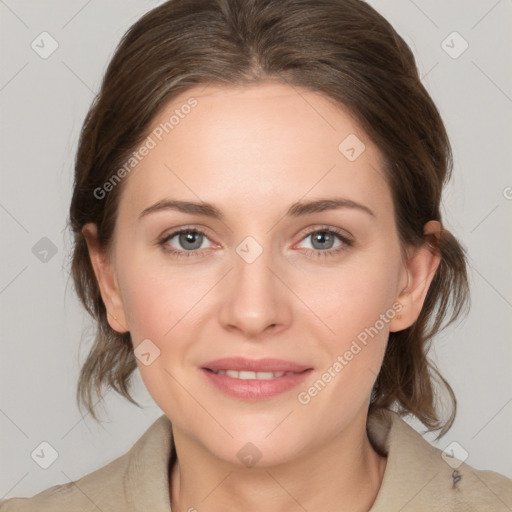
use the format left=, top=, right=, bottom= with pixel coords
left=1, top=409, right=511, bottom=511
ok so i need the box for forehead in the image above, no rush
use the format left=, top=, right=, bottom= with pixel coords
left=118, top=81, right=393, bottom=223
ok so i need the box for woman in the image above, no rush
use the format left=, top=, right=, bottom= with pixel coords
left=2, top=0, right=510, bottom=510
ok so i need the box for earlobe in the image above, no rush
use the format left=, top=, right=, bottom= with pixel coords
left=389, top=220, right=442, bottom=332
left=81, top=223, right=129, bottom=333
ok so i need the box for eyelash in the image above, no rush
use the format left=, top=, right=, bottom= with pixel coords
left=157, top=225, right=353, bottom=259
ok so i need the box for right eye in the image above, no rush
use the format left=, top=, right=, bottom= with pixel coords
left=158, top=228, right=215, bottom=257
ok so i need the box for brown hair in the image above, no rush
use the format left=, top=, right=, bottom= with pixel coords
left=69, top=0, right=470, bottom=436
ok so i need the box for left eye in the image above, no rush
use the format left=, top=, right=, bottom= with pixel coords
left=296, top=229, right=348, bottom=252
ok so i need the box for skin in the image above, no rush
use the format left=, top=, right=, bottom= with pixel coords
left=83, top=81, right=441, bottom=512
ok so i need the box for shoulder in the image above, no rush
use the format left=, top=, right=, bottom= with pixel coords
left=368, top=409, right=512, bottom=512
left=0, top=455, right=127, bottom=512
left=0, top=415, right=174, bottom=512
left=0, top=445, right=131, bottom=512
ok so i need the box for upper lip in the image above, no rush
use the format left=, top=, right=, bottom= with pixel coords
left=201, top=357, right=312, bottom=373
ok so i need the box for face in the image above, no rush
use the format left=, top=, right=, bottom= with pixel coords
left=85, top=82, right=437, bottom=467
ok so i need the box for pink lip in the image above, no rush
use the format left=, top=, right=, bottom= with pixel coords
left=201, top=357, right=311, bottom=373
left=200, top=357, right=313, bottom=400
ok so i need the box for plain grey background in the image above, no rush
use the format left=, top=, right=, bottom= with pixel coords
left=1, top=0, right=511, bottom=500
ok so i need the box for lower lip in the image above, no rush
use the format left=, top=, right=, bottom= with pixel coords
left=201, top=368, right=313, bottom=400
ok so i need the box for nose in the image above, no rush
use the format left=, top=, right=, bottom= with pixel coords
left=218, top=241, right=293, bottom=339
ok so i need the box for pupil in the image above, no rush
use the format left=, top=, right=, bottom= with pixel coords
left=180, top=231, right=202, bottom=250
left=313, top=231, right=333, bottom=250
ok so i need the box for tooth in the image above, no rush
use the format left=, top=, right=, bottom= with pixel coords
left=215, top=370, right=295, bottom=379
left=238, top=371, right=257, bottom=380
left=256, top=371, right=275, bottom=379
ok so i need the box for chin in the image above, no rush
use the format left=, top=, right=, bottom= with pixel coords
left=208, top=438, right=305, bottom=469
left=195, top=418, right=311, bottom=468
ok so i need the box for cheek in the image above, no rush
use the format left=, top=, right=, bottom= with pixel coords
left=306, top=245, right=402, bottom=395
left=294, top=266, right=399, bottom=423
left=119, top=275, right=169, bottom=341
left=116, top=262, right=207, bottom=411
left=307, top=252, right=401, bottom=340
left=116, top=251, right=210, bottom=342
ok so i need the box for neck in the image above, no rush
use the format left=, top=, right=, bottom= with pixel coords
left=169, top=411, right=387, bottom=512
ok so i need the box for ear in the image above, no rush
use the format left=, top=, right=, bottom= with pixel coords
left=389, top=220, right=442, bottom=332
left=81, top=223, right=129, bottom=333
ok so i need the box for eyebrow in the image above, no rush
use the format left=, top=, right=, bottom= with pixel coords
left=138, top=197, right=375, bottom=221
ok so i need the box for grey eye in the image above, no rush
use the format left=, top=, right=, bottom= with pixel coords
left=309, top=231, right=337, bottom=250
left=176, top=231, right=204, bottom=250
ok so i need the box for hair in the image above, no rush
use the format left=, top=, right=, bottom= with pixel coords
left=69, top=0, right=470, bottom=436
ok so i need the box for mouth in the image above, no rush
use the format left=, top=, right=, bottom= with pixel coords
left=200, top=357, right=313, bottom=400
left=204, top=369, right=300, bottom=379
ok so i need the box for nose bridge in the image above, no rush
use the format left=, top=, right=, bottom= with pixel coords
left=218, top=232, right=291, bottom=336
left=233, top=233, right=277, bottom=303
